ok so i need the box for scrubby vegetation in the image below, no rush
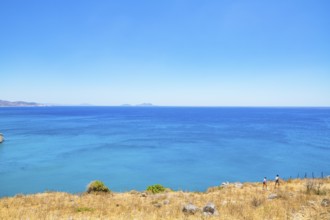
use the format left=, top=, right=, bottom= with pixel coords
left=146, top=184, right=166, bottom=194
left=75, top=207, right=94, bottom=212
left=0, top=178, right=329, bottom=219
left=306, top=179, right=327, bottom=195
left=86, top=180, right=110, bottom=193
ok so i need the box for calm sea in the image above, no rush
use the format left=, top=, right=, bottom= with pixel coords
left=0, top=107, right=330, bottom=197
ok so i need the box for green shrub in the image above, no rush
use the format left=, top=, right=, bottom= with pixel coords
left=146, top=184, right=166, bottom=194
left=76, top=207, right=94, bottom=212
left=86, top=180, right=110, bottom=193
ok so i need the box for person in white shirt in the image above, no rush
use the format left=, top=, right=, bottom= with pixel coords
left=275, top=174, right=280, bottom=188
left=263, top=177, right=267, bottom=190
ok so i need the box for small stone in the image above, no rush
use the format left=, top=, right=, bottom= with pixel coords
left=268, top=193, right=278, bottom=200
left=321, top=199, right=330, bottom=207
left=141, top=193, right=147, bottom=197
left=182, top=203, right=199, bottom=215
left=163, top=200, right=170, bottom=205
left=291, top=213, right=304, bottom=220
left=234, top=182, right=243, bottom=189
left=203, top=202, right=218, bottom=216
left=307, top=200, right=316, bottom=206
left=154, top=203, right=162, bottom=208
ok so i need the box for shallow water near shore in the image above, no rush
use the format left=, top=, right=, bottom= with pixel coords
left=0, top=107, right=330, bottom=197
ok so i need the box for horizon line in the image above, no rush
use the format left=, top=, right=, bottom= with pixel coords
left=2, top=105, right=330, bottom=108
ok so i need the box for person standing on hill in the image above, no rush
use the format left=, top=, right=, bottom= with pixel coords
left=275, top=174, right=280, bottom=188
left=263, top=177, right=267, bottom=190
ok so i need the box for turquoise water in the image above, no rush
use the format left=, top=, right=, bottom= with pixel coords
left=0, top=107, right=330, bottom=197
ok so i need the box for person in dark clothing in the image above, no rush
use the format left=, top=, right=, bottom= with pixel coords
left=275, top=174, right=280, bottom=188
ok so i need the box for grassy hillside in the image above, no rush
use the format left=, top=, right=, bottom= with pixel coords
left=1, top=178, right=329, bottom=219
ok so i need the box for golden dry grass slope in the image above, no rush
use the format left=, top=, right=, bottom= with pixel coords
left=1, top=178, right=330, bottom=220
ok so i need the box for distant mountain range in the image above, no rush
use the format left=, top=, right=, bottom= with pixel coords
left=0, top=100, right=155, bottom=107
left=0, top=100, right=45, bottom=107
left=121, top=103, right=155, bottom=107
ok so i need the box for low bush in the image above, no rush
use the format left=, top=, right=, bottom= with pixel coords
left=86, top=180, right=110, bottom=193
left=251, top=197, right=263, bottom=207
left=286, top=178, right=293, bottom=183
left=76, top=207, right=94, bottom=212
left=305, top=180, right=326, bottom=195
left=207, top=186, right=224, bottom=193
left=146, top=184, right=166, bottom=194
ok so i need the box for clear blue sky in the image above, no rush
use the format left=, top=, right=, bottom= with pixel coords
left=1, top=0, right=329, bottom=106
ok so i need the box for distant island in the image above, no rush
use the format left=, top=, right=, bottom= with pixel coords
left=121, top=103, right=156, bottom=107
left=0, top=99, right=45, bottom=107
left=0, top=100, right=156, bottom=107
left=137, top=103, right=154, bottom=106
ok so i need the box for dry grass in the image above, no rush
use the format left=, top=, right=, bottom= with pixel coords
left=1, top=178, right=330, bottom=219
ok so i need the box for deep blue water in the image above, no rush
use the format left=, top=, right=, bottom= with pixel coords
left=0, top=107, right=330, bottom=197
